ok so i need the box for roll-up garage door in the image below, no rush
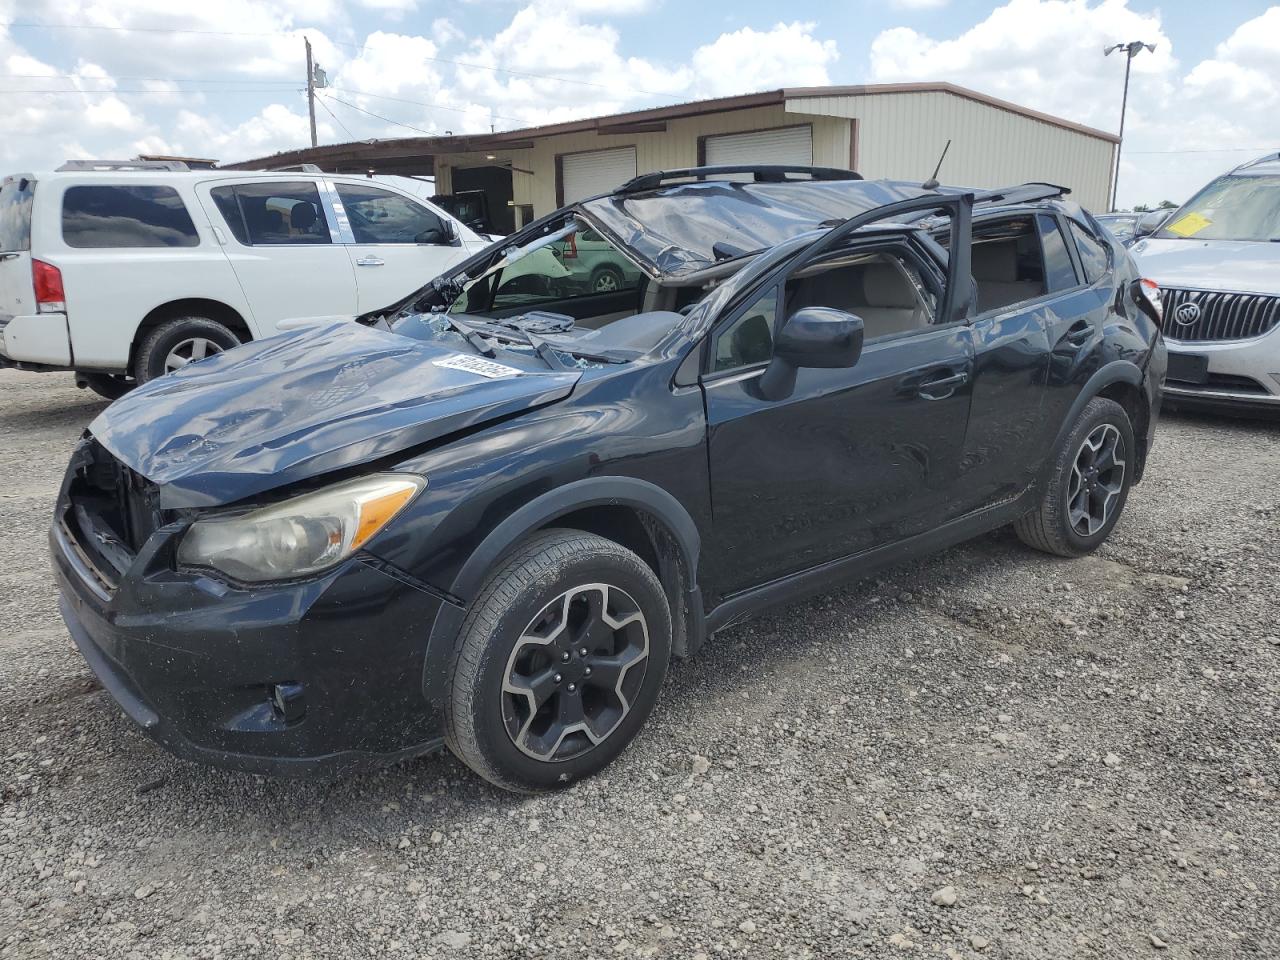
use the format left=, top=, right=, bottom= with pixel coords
left=560, top=147, right=638, bottom=204
left=704, top=126, right=813, bottom=167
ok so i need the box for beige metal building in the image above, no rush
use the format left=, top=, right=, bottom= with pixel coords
left=230, top=83, right=1118, bottom=234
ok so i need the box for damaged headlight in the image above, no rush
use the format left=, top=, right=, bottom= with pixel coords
left=177, top=474, right=425, bottom=582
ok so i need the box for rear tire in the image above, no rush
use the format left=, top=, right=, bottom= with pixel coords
left=1015, top=397, right=1134, bottom=557
left=80, top=372, right=134, bottom=401
left=590, top=264, right=624, bottom=293
left=445, top=529, right=671, bottom=793
left=133, top=317, right=241, bottom=384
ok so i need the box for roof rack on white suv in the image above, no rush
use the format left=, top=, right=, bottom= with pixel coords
left=56, top=159, right=197, bottom=172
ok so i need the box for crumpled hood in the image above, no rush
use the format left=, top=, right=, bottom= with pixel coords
left=1130, top=238, right=1280, bottom=295
left=90, top=322, right=581, bottom=508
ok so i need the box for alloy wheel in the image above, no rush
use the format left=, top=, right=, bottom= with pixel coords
left=1067, top=423, right=1126, bottom=537
left=502, top=582, right=649, bottom=762
left=593, top=271, right=620, bottom=293
left=165, top=337, right=226, bottom=373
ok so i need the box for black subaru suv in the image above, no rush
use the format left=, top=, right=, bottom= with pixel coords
left=51, top=166, right=1166, bottom=792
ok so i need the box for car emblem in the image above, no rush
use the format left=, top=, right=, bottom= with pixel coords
left=1174, top=302, right=1201, bottom=326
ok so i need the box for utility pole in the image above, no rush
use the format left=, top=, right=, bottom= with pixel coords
left=305, top=36, right=318, bottom=148
left=1104, top=40, right=1155, bottom=211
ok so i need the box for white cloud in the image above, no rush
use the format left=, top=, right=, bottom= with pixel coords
left=868, top=0, right=1280, bottom=209
left=891, top=0, right=950, bottom=9
left=689, top=21, right=839, bottom=97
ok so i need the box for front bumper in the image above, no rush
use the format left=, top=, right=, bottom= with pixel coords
left=1164, top=329, right=1280, bottom=414
left=51, top=520, right=451, bottom=778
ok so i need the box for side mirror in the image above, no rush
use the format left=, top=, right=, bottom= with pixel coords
left=419, top=220, right=460, bottom=245
left=1134, top=210, right=1168, bottom=239
left=757, top=307, right=865, bottom=401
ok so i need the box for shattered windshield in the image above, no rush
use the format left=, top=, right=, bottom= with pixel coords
left=1156, top=175, right=1280, bottom=242
left=390, top=217, right=701, bottom=362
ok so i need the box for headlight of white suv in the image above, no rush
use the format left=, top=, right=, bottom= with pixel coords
left=177, top=474, right=425, bottom=582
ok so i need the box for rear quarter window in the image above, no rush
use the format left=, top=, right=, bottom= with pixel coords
left=1069, top=221, right=1110, bottom=284
left=0, top=177, right=36, bottom=252
left=62, top=185, right=199, bottom=248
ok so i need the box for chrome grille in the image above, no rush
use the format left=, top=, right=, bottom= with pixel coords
left=1163, top=288, right=1280, bottom=343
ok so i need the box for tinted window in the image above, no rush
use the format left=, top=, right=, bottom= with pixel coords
left=1037, top=215, right=1079, bottom=291
left=713, top=287, right=777, bottom=371
left=0, top=177, right=35, bottom=252
left=62, top=185, right=199, bottom=248
left=1069, top=221, right=1110, bottom=284
left=337, top=183, right=448, bottom=244
left=209, top=187, right=248, bottom=245
left=210, top=181, right=330, bottom=245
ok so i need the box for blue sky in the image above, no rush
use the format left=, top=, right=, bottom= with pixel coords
left=1, top=0, right=1278, bottom=208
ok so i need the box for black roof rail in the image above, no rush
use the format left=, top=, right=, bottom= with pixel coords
left=969, top=182, right=1070, bottom=205
left=617, top=165, right=862, bottom=194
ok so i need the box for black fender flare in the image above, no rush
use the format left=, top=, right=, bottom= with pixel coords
left=1040, top=359, right=1143, bottom=488
left=423, top=476, right=705, bottom=705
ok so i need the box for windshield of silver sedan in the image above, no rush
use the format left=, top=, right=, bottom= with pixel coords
left=1155, top=174, right=1280, bottom=242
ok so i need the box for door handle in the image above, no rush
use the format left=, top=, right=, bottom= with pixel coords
left=1063, top=320, right=1093, bottom=346
left=355, top=257, right=385, bottom=267
left=917, top=369, right=968, bottom=400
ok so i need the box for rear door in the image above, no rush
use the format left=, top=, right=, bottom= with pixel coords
left=959, top=212, right=1091, bottom=506
left=331, top=180, right=469, bottom=314
left=198, top=178, right=356, bottom=333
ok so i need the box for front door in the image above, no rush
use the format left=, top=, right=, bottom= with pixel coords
left=331, top=181, right=470, bottom=315
left=702, top=243, right=975, bottom=600
left=198, top=178, right=356, bottom=334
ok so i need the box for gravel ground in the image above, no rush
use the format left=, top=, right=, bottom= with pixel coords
left=1, top=367, right=1277, bottom=960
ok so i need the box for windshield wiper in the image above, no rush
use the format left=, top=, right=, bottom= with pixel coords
left=440, top=314, right=496, bottom=357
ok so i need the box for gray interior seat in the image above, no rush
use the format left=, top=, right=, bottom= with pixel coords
left=790, top=257, right=928, bottom=340
left=972, top=241, right=1043, bottom=313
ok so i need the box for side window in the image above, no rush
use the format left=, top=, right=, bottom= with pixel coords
left=209, top=181, right=330, bottom=246
left=1037, top=215, right=1079, bottom=292
left=335, top=183, right=449, bottom=244
left=209, top=186, right=247, bottom=245
left=1069, top=221, right=1110, bottom=284
left=61, top=185, right=199, bottom=248
left=713, top=287, right=777, bottom=372
left=970, top=216, right=1047, bottom=314
left=784, top=250, right=936, bottom=342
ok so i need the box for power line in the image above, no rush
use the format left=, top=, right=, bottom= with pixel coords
left=321, top=94, right=437, bottom=136
left=314, top=93, right=354, bottom=139
left=327, top=86, right=521, bottom=123
left=0, top=72, right=296, bottom=85
left=1126, top=146, right=1278, bottom=155
left=0, top=87, right=301, bottom=95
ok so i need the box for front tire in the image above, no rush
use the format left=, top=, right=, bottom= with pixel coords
left=133, top=317, right=241, bottom=384
left=1015, top=397, right=1135, bottom=557
left=445, top=529, right=671, bottom=793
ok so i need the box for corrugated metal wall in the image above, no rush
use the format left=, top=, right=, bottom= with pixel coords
left=437, top=92, right=1113, bottom=219
left=786, top=91, right=1114, bottom=211
left=440, top=105, right=851, bottom=217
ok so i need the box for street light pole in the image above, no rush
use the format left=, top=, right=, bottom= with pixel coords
left=1104, top=40, right=1155, bottom=211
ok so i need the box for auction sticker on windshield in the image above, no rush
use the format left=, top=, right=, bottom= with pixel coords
left=1165, top=211, right=1212, bottom=237
left=432, top=355, right=526, bottom=379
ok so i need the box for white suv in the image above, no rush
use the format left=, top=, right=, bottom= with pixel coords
left=0, top=164, right=488, bottom=398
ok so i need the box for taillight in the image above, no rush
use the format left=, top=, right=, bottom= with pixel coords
left=32, top=259, right=65, bottom=313
left=1132, top=277, right=1162, bottom=326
